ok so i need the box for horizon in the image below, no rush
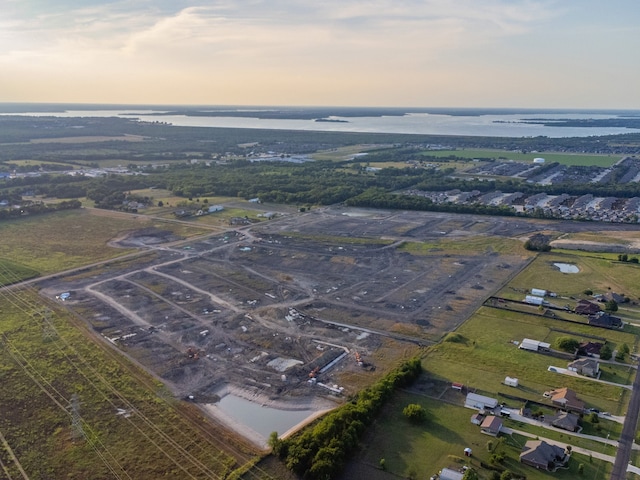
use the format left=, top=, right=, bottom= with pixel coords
left=2, top=1, right=640, bottom=109
left=1, top=102, right=640, bottom=114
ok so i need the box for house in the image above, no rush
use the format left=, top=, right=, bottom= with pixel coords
left=547, top=387, right=585, bottom=413
left=588, top=312, right=622, bottom=329
left=465, top=393, right=498, bottom=410
left=575, top=299, right=601, bottom=315
left=602, top=292, right=626, bottom=304
left=520, top=440, right=569, bottom=471
left=480, top=416, right=502, bottom=436
left=519, top=338, right=551, bottom=352
left=568, top=358, right=600, bottom=378
left=578, top=341, right=603, bottom=358
left=549, top=411, right=580, bottom=432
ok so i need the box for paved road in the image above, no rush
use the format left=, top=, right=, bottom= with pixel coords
left=611, top=358, right=640, bottom=480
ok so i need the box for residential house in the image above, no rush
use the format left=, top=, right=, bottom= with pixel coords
left=602, top=292, right=626, bottom=304
left=547, top=387, right=585, bottom=413
left=588, top=312, right=622, bottom=329
left=520, top=440, right=569, bottom=471
left=549, top=412, right=580, bottom=432
left=480, top=416, right=503, bottom=436
left=575, top=299, right=601, bottom=315
left=578, top=341, right=603, bottom=358
left=568, top=358, right=600, bottom=378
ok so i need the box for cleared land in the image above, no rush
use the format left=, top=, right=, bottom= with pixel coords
left=4, top=206, right=640, bottom=478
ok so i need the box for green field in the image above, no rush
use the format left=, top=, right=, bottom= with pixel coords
left=498, top=251, right=640, bottom=301
left=421, top=149, right=619, bottom=167
left=0, top=209, right=210, bottom=275
left=0, top=258, right=40, bottom=286
left=382, top=247, right=640, bottom=479
left=359, top=391, right=612, bottom=480
left=0, top=291, right=257, bottom=479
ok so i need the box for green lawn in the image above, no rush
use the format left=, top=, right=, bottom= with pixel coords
left=361, top=392, right=612, bottom=480
left=427, top=307, right=633, bottom=415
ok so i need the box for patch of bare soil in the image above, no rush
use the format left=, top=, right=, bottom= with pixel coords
left=110, top=227, right=183, bottom=247
left=550, top=239, right=640, bottom=253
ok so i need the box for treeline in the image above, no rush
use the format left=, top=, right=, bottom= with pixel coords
left=346, top=188, right=517, bottom=217
left=0, top=199, right=81, bottom=220
left=272, top=358, right=422, bottom=480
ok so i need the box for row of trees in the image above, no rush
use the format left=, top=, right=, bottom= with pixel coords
left=0, top=199, right=81, bottom=220
left=270, top=358, right=423, bottom=480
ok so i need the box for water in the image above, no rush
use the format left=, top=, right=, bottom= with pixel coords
left=553, top=263, right=579, bottom=273
left=214, top=394, right=316, bottom=439
left=3, top=108, right=639, bottom=138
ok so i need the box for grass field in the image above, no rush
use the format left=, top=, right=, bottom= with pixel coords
left=359, top=391, right=612, bottom=480
left=400, top=236, right=529, bottom=256
left=499, top=251, right=640, bottom=301
left=0, top=209, right=210, bottom=275
left=0, top=258, right=40, bottom=286
left=0, top=290, right=259, bottom=479
left=421, top=149, right=619, bottom=167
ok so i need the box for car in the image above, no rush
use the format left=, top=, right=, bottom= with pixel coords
left=589, top=408, right=600, bottom=414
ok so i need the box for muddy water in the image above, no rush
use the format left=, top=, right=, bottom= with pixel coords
left=217, top=394, right=315, bottom=438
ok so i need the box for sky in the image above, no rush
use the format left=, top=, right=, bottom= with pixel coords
left=1, top=0, right=639, bottom=108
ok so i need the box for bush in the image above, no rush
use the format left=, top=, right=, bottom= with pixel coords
left=444, top=333, right=465, bottom=343
left=403, top=404, right=427, bottom=423
left=555, top=336, right=579, bottom=353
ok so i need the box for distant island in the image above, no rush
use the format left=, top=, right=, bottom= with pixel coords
left=315, top=118, right=349, bottom=123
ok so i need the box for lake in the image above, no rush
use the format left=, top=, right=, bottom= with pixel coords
left=3, top=107, right=640, bottom=138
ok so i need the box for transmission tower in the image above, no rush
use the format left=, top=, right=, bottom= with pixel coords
left=40, top=308, right=57, bottom=341
left=69, top=394, right=85, bottom=442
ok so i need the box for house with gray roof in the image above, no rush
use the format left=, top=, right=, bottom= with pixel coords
left=520, top=440, right=569, bottom=471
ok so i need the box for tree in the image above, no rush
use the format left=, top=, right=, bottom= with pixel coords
left=605, top=299, right=618, bottom=312
left=500, top=470, right=513, bottom=480
left=402, top=403, right=427, bottom=423
left=600, top=344, right=613, bottom=360
left=620, top=343, right=630, bottom=355
left=578, top=463, right=585, bottom=474
left=379, top=458, right=386, bottom=470
left=555, top=336, right=580, bottom=353
left=157, top=200, right=164, bottom=207
left=268, top=431, right=284, bottom=456
left=462, top=468, right=479, bottom=480
left=589, top=412, right=599, bottom=424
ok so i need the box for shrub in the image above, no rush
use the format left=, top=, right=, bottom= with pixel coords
left=555, top=336, right=579, bottom=353
left=403, top=404, right=427, bottom=423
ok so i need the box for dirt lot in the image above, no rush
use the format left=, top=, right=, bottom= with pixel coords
left=38, top=206, right=636, bottom=445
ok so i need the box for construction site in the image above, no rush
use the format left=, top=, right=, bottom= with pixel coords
left=36, top=206, right=552, bottom=445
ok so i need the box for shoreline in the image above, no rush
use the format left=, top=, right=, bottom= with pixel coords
left=199, top=384, right=338, bottom=449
